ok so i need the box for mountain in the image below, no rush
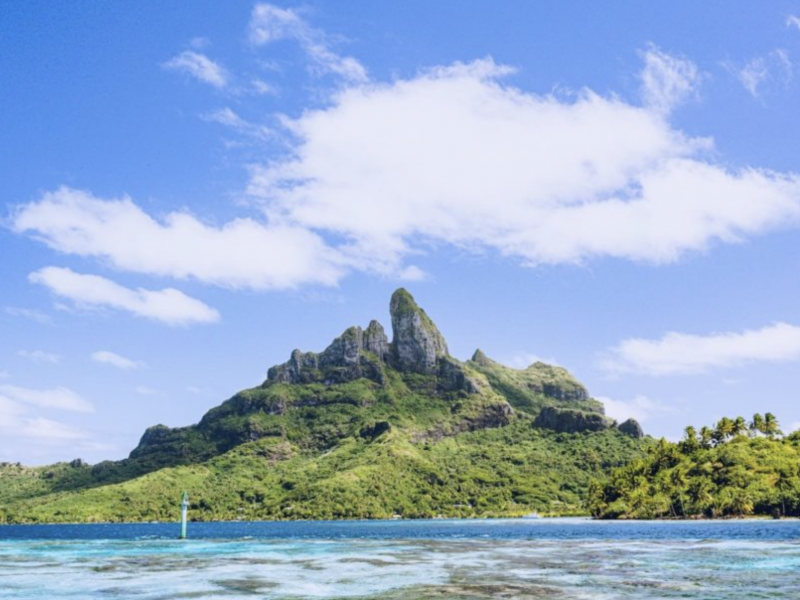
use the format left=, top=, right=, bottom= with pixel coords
left=0, top=289, right=647, bottom=523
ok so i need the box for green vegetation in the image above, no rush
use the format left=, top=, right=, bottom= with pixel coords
left=0, top=289, right=651, bottom=524
left=0, top=423, right=645, bottom=523
left=468, top=351, right=603, bottom=414
left=0, top=363, right=645, bottom=523
left=589, top=413, right=800, bottom=519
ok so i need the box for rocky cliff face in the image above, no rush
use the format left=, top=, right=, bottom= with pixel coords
left=389, top=288, right=449, bottom=373
left=267, top=322, right=390, bottom=385
left=533, top=407, right=644, bottom=438
left=533, top=407, right=614, bottom=434
left=266, top=288, right=477, bottom=394
left=617, top=418, right=645, bottom=439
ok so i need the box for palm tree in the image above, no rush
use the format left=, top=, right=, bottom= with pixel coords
left=731, top=416, right=747, bottom=437
left=714, top=417, right=734, bottom=445
left=750, top=413, right=764, bottom=437
left=764, top=413, right=782, bottom=438
left=670, top=466, right=688, bottom=517
left=682, top=426, right=699, bottom=453
left=699, top=426, right=713, bottom=449
left=730, top=489, right=754, bottom=516
left=774, top=469, right=795, bottom=517
left=688, top=479, right=714, bottom=516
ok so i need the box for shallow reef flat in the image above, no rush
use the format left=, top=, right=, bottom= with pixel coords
left=2, top=520, right=800, bottom=599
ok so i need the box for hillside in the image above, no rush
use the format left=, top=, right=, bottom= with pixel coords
left=0, top=289, right=647, bottom=523
left=589, top=415, right=800, bottom=519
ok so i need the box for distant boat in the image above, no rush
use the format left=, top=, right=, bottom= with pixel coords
left=522, top=512, right=542, bottom=519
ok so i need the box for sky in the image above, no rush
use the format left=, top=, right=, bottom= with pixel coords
left=3, top=1, right=800, bottom=464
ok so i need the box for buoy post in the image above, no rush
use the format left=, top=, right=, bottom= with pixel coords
left=179, top=491, right=189, bottom=539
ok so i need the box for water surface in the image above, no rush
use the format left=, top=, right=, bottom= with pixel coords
left=1, top=519, right=798, bottom=598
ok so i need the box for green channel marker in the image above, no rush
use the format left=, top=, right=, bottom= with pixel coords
left=179, top=491, right=189, bottom=540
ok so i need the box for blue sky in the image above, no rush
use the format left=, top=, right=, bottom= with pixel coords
left=3, top=1, right=800, bottom=464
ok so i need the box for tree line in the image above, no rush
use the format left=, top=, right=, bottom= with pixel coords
left=589, top=413, right=800, bottom=519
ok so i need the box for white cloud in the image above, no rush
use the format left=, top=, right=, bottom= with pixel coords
left=602, top=322, right=800, bottom=376
left=18, top=417, right=89, bottom=441
left=248, top=57, right=800, bottom=272
left=91, top=350, right=144, bottom=370
left=730, top=51, right=793, bottom=98
left=737, top=58, right=770, bottom=97
left=189, top=36, right=211, bottom=50
left=0, top=384, right=94, bottom=413
left=29, top=266, right=220, bottom=326
left=202, top=107, right=272, bottom=140
left=14, top=54, right=800, bottom=289
left=0, top=394, right=26, bottom=427
left=396, top=265, right=428, bottom=282
left=17, top=350, right=61, bottom=364
left=597, top=394, right=677, bottom=423
left=251, top=78, right=277, bottom=96
left=639, top=45, right=701, bottom=113
left=248, top=4, right=368, bottom=82
left=0, top=394, right=101, bottom=462
left=14, top=188, right=344, bottom=290
left=163, top=50, right=229, bottom=88
left=788, top=15, right=800, bottom=31
left=500, top=352, right=560, bottom=369
left=5, top=307, right=51, bottom=323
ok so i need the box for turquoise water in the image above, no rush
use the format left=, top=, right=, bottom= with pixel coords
left=1, top=519, right=799, bottom=598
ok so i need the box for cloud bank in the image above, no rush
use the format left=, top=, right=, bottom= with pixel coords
left=598, top=394, right=678, bottom=424
left=602, top=322, right=800, bottom=376
left=29, top=267, right=220, bottom=325
left=15, top=189, right=343, bottom=291
left=13, top=50, right=800, bottom=298
left=0, top=384, right=94, bottom=413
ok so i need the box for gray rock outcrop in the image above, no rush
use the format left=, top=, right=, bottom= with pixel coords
left=533, top=406, right=615, bottom=434
left=389, top=288, right=448, bottom=374
left=438, top=356, right=483, bottom=394
left=363, top=320, right=390, bottom=360
left=266, top=289, right=480, bottom=395
left=267, top=323, right=389, bottom=385
left=617, top=418, right=645, bottom=438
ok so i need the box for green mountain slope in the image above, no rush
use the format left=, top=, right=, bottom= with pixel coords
left=0, top=289, right=648, bottom=523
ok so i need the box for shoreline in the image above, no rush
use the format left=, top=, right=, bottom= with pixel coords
left=2, top=515, right=798, bottom=528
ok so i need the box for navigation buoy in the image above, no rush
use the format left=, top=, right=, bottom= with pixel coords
left=179, top=491, right=189, bottom=539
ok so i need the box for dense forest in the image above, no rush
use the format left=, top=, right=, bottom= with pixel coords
left=589, top=413, right=800, bottom=519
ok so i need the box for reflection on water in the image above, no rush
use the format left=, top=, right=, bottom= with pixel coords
left=1, top=520, right=799, bottom=599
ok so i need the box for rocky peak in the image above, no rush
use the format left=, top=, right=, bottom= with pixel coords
left=320, top=326, right=366, bottom=368
left=267, top=322, right=389, bottom=385
left=470, top=349, right=493, bottom=366
left=617, top=418, right=645, bottom=439
left=364, top=320, right=390, bottom=361
left=389, top=288, right=448, bottom=373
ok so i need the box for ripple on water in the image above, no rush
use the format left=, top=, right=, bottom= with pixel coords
left=1, top=522, right=800, bottom=599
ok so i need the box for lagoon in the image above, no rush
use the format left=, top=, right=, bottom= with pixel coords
left=1, top=519, right=799, bottom=598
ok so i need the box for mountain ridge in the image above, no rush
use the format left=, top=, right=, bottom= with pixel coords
left=0, top=289, right=647, bottom=523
